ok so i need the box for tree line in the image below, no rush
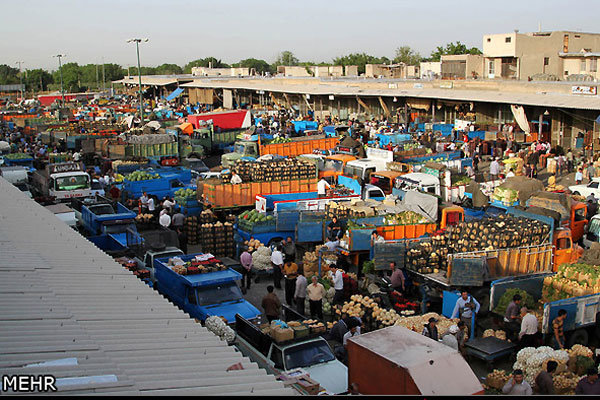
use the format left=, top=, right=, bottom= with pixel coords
left=0, top=41, right=481, bottom=92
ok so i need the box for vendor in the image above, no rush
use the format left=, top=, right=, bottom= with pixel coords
left=370, top=230, right=385, bottom=246
left=230, top=171, right=242, bottom=184
left=327, top=216, right=343, bottom=241
left=450, top=290, right=480, bottom=337
left=422, top=317, right=439, bottom=341
left=318, top=177, right=331, bottom=198
left=504, top=294, right=522, bottom=342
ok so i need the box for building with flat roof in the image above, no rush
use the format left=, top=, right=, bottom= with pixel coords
left=483, top=30, right=600, bottom=80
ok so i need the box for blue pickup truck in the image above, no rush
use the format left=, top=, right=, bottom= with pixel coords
left=75, top=196, right=139, bottom=254
left=153, top=253, right=261, bottom=324
left=121, top=166, right=196, bottom=201
left=490, top=272, right=600, bottom=347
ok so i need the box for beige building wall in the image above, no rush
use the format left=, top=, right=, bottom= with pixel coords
left=561, top=55, right=600, bottom=80
left=420, top=61, right=441, bottom=78
left=483, top=31, right=600, bottom=80
left=441, top=55, right=484, bottom=78
left=278, top=66, right=313, bottom=77
left=329, top=65, right=344, bottom=77
left=365, top=64, right=390, bottom=78
left=345, top=65, right=359, bottom=76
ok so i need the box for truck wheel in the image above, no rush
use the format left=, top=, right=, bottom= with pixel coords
left=268, top=238, right=283, bottom=247
left=573, top=192, right=580, bottom=196
left=567, top=329, right=589, bottom=347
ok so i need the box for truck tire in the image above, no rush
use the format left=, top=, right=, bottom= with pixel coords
left=572, top=192, right=580, bottom=196
left=567, top=329, right=589, bottom=347
left=268, top=238, right=284, bottom=247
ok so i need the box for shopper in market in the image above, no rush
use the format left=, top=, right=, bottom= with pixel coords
left=282, top=236, right=296, bottom=262
left=271, top=245, right=284, bottom=289
left=441, top=324, right=459, bottom=351
left=504, top=294, right=522, bottom=342
left=140, top=191, right=149, bottom=213
left=240, top=247, right=253, bottom=293
left=331, top=266, right=345, bottom=306
left=171, top=209, right=185, bottom=230
left=450, top=290, right=480, bottom=337
left=261, top=285, right=281, bottom=323
left=489, top=157, right=501, bottom=181
left=307, top=275, right=325, bottom=320
left=294, top=269, right=307, bottom=315
left=389, top=261, right=405, bottom=294
left=518, top=306, right=539, bottom=349
left=327, top=216, right=343, bottom=241
left=282, top=258, right=298, bottom=306
left=575, top=368, right=600, bottom=395
left=534, top=360, right=557, bottom=395
left=176, top=228, right=188, bottom=255
left=317, top=177, right=331, bottom=198
left=159, top=209, right=171, bottom=228
left=502, top=369, right=533, bottom=395
left=422, top=317, right=439, bottom=341
left=551, top=309, right=568, bottom=350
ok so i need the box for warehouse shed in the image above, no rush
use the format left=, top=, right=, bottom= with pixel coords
left=0, top=177, right=294, bottom=395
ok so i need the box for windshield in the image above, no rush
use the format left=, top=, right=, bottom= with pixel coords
left=234, top=144, right=246, bottom=153
left=55, top=174, right=90, bottom=191
left=196, top=282, right=243, bottom=306
left=589, top=218, right=600, bottom=236
left=104, top=223, right=132, bottom=234
left=322, top=159, right=344, bottom=172
left=284, top=340, right=336, bottom=369
left=344, top=165, right=362, bottom=178
left=91, top=181, right=103, bottom=190
left=370, top=175, right=391, bottom=192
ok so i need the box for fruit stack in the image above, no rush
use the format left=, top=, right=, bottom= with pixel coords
left=232, top=159, right=316, bottom=182
left=185, top=216, right=200, bottom=245
left=199, top=221, right=235, bottom=258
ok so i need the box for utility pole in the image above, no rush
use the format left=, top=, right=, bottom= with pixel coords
left=127, top=38, right=149, bottom=124
left=53, top=54, right=66, bottom=107
left=102, top=56, right=106, bottom=93
left=15, top=61, right=24, bottom=102
left=96, top=63, right=99, bottom=90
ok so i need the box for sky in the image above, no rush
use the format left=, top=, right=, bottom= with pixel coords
left=2, top=0, right=599, bottom=71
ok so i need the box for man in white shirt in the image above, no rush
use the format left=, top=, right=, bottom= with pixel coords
left=489, top=158, right=501, bottom=180
left=271, top=245, right=284, bottom=289
left=317, top=178, right=331, bottom=198
left=72, top=151, right=81, bottom=162
left=159, top=209, right=171, bottom=228
left=518, top=306, right=538, bottom=349
left=231, top=171, right=242, bottom=184
left=330, top=267, right=344, bottom=305
left=441, top=325, right=460, bottom=351
left=147, top=196, right=155, bottom=213
left=162, top=197, right=176, bottom=212
left=139, top=192, right=149, bottom=213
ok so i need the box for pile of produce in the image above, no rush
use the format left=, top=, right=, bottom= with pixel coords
left=48, top=153, right=72, bottom=163
left=451, top=175, right=472, bottom=186
left=112, top=159, right=148, bottom=172
left=252, top=246, right=272, bottom=271
left=205, top=316, right=236, bottom=342
left=383, top=211, right=429, bottom=225
left=485, top=369, right=510, bottom=391
left=170, top=257, right=228, bottom=275
left=542, top=263, right=600, bottom=302
left=125, top=170, right=160, bottom=181
left=200, top=221, right=235, bottom=258
left=392, top=312, right=456, bottom=333
left=184, top=212, right=217, bottom=246
left=266, top=137, right=292, bottom=144
left=242, top=238, right=264, bottom=252
left=175, top=188, right=197, bottom=201
left=492, top=186, right=519, bottom=204
left=135, top=213, right=154, bottom=223
left=482, top=329, right=507, bottom=341
left=302, top=246, right=337, bottom=278
left=326, top=201, right=369, bottom=219
left=327, top=185, right=354, bottom=197
left=513, top=346, right=571, bottom=386
left=232, top=159, right=316, bottom=182
left=237, top=210, right=275, bottom=231
left=493, top=288, right=536, bottom=316
left=406, top=237, right=448, bottom=274
left=390, top=291, right=419, bottom=314
left=4, top=152, right=31, bottom=160
left=303, top=319, right=326, bottom=333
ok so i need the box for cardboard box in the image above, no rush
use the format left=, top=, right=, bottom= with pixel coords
left=292, top=324, right=310, bottom=339
left=296, top=376, right=321, bottom=395
left=271, top=327, right=294, bottom=343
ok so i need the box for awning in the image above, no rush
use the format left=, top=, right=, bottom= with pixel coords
left=165, top=87, right=184, bottom=101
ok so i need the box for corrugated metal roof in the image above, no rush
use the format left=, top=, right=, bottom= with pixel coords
left=180, top=79, right=600, bottom=111
left=0, top=177, right=294, bottom=396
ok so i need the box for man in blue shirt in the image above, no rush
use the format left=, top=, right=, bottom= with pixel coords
left=451, top=290, right=480, bottom=338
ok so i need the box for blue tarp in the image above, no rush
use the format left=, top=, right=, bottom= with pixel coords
left=292, top=120, right=318, bottom=133
left=165, top=87, right=184, bottom=101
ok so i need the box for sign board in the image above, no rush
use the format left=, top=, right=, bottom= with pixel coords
left=454, top=119, right=471, bottom=131
left=572, top=86, right=597, bottom=95
left=365, top=147, right=394, bottom=162
left=449, top=256, right=487, bottom=286
left=413, top=83, right=424, bottom=89
left=48, top=162, right=83, bottom=174
left=388, top=83, right=398, bottom=89
left=440, top=81, right=453, bottom=89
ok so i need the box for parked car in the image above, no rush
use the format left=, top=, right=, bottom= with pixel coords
left=569, top=178, right=600, bottom=197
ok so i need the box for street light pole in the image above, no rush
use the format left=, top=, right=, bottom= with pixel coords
left=53, top=54, right=66, bottom=107
left=15, top=61, right=24, bottom=102
left=127, top=38, right=148, bottom=124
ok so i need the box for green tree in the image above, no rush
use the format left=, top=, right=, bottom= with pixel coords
left=232, top=58, right=272, bottom=74
left=274, top=51, right=299, bottom=66
left=0, top=64, right=20, bottom=85
left=52, top=62, right=83, bottom=92
left=155, top=63, right=183, bottom=75
left=138, top=66, right=157, bottom=75
left=333, top=53, right=390, bottom=75
left=393, top=46, right=422, bottom=65
left=429, top=41, right=482, bottom=62
left=24, top=69, right=53, bottom=92
left=183, top=58, right=229, bottom=73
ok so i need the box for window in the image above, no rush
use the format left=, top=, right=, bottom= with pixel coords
left=54, top=175, right=90, bottom=191
left=565, top=71, right=569, bottom=76
left=186, top=288, right=197, bottom=305
left=487, top=38, right=491, bottom=42
left=556, top=237, right=572, bottom=250
left=170, top=179, right=184, bottom=188
left=588, top=182, right=599, bottom=189
left=270, top=347, right=284, bottom=369
left=575, top=34, right=581, bottom=39
left=544, top=57, right=549, bottom=66
left=505, top=37, right=511, bottom=43
left=581, top=59, right=587, bottom=72
left=575, top=207, right=587, bottom=221
left=591, top=59, right=598, bottom=73
left=488, top=60, right=495, bottom=75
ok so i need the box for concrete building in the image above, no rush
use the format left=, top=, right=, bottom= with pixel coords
left=420, top=61, right=441, bottom=79
left=365, top=63, right=417, bottom=79
left=345, top=65, right=359, bottom=77
left=560, top=51, right=600, bottom=81
left=483, top=30, right=600, bottom=80
left=191, top=67, right=251, bottom=77
left=440, top=54, right=484, bottom=79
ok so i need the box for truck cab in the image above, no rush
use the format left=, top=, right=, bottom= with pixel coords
left=553, top=227, right=584, bottom=268
left=154, top=255, right=261, bottom=324
left=393, top=172, right=441, bottom=197
left=320, top=154, right=357, bottom=182
left=369, top=171, right=406, bottom=195
left=221, top=141, right=258, bottom=168
left=30, top=162, right=92, bottom=203
left=235, top=314, right=348, bottom=394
